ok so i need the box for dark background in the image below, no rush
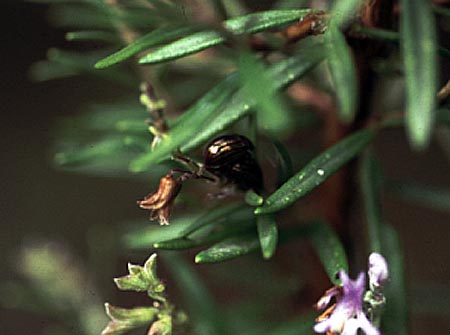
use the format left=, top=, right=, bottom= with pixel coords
left=1, top=1, right=450, bottom=334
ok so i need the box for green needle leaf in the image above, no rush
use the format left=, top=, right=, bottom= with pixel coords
left=255, top=128, right=375, bottom=215
left=380, top=224, right=408, bottom=335
left=154, top=205, right=255, bottom=250
left=309, top=221, right=348, bottom=285
left=181, top=43, right=326, bottom=152
left=139, top=10, right=313, bottom=64
left=154, top=221, right=254, bottom=250
left=54, top=137, right=143, bottom=167
left=194, top=224, right=322, bottom=263
left=359, top=151, right=384, bottom=253
left=400, top=0, right=438, bottom=150
left=66, top=30, right=118, bottom=43
left=195, top=234, right=260, bottom=263
left=256, top=215, right=279, bottom=259
left=123, top=215, right=201, bottom=249
left=239, top=51, right=292, bottom=134
left=180, top=203, right=252, bottom=236
left=329, top=0, right=363, bottom=28
left=324, top=25, right=358, bottom=123
left=95, top=25, right=195, bottom=68
left=245, top=190, right=264, bottom=206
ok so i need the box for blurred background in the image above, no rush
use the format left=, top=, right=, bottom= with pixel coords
left=1, top=1, right=450, bottom=334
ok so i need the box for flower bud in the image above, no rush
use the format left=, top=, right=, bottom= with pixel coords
left=368, top=252, right=389, bottom=289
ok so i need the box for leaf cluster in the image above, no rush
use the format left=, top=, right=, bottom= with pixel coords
left=31, top=0, right=450, bottom=334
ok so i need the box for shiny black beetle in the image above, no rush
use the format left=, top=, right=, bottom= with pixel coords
left=203, top=134, right=263, bottom=192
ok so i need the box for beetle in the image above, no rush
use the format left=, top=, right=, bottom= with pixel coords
left=203, top=134, right=263, bottom=192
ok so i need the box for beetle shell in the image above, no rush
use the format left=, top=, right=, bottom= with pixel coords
left=204, top=134, right=263, bottom=192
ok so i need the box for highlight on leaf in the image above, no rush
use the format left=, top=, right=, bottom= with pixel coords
left=139, top=9, right=314, bottom=64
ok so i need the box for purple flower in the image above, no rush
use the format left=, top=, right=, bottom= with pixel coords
left=314, top=271, right=380, bottom=335
left=368, top=253, right=389, bottom=290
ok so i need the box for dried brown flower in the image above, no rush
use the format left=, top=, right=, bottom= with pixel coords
left=137, top=173, right=182, bottom=225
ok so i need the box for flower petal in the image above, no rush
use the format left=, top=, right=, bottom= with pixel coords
left=368, top=252, right=389, bottom=289
left=341, top=317, right=359, bottom=335
left=357, top=311, right=380, bottom=335
left=313, top=319, right=331, bottom=333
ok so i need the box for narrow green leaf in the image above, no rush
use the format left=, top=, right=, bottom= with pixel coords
left=48, top=5, right=114, bottom=30
left=255, top=128, right=375, bottom=215
left=125, top=204, right=253, bottom=249
left=272, top=138, right=294, bottom=186
left=29, top=60, right=78, bottom=82
left=154, top=220, right=254, bottom=250
left=162, top=253, right=230, bottom=335
left=359, top=151, right=383, bottom=253
left=195, top=233, right=260, bottom=263
left=324, top=25, right=358, bottom=123
left=309, top=221, right=348, bottom=285
left=123, top=215, right=201, bottom=249
left=66, top=30, right=118, bottom=43
left=193, top=224, right=316, bottom=263
left=180, top=203, right=250, bottom=236
left=245, top=190, right=264, bottom=206
left=95, top=25, right=195, bottom=68
left=256, top=215, right=278, bottom=259
left=329, top=0, right=363, bottom=28
left=181, top=44, right=326, bottom=152
left=400, top=0, right=438, bottom=149
left=129, top=74, right=239, bottom=172
left=387, top=181, right=450, bottom=214
left=239, top=52, right=291, bottom=134
left=45, top=48, right=137, bottom=88
left=139, top=10, right=313, bottom=64
left=380, top=224, right=408, bottom=335
left=54, top=137, right=143, bottom=167
left=139, top=30, right=222, bottom=64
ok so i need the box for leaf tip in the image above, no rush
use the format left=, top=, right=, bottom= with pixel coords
left=94, top=60, right=107, bottom=69
left=262, top=250, right=274, bottom=260
left=129, top=161, right=145, bottom=173
left=194, top=254, right=203, bottom=264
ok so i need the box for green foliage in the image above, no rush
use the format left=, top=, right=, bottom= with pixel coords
left=380, top=225, right=408, bottom=335
left=103, top=254, right=185, bottom=335
left=359, top=151, right=383, bottom=252
left=95, top=25, right=197, bottom=68
left=195, top=233, right=261, bottom=263
left=256, top=214, right=279, bottom=259
left=239, top=51, right=292, bottom=134
left=29, top=1, right=450, bottom=334
left=329, top=0, right=363, bottom=28
left=324, top=25, right=358, bottom=123
left=138, top=10, right=314, bottom=64
left=400, top=0, right=438, bottom=150
left=255, top=128, right=375, bottom=214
